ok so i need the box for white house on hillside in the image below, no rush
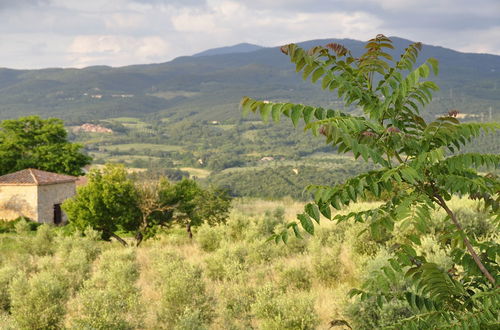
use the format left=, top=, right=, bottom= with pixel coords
left=0, top=168, right=77, bottom=224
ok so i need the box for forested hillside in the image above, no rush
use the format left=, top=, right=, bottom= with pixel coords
left=1, top=36, right=498, bottom=198
left=0, top=37, right=498, bottom=122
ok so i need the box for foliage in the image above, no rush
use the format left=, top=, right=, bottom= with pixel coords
left=63, top=164, right=141, bottom=245
left=0, top=116, right=91, bottom=176
left=159, top=178, right=231, bottom=238
left=66, top=248, right=143, bottom=329
left=243, top=35, right=500, bottom=328
left=252, top=285, right=319, bottom=329
left=0, top=197, right=497, bottom=328
left=150, top=251, right=214, bottom=328
left=9, top=270, right=68, bottom=329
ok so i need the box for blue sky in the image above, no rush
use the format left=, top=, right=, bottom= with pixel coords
left=1, top=0, right=499, bottom=68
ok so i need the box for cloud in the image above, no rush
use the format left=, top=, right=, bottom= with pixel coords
left=0, top=0, right=498, bottom=68
left=67, top=35, right=169, bottom=67
left=0, top=0, right=50, bottom=11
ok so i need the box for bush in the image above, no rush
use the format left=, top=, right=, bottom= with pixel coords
left=196, top=224, right=223, bottom=252
left=66, top=248, right=143, bottom=329
left=256, top=208, right=285, bottom=236
left=204, top=243, right=249, bottom=281
left=0, top=220, right=16, bottom=234
left=279, top=265, right=312, bottom=291
left=312, top=246, right=343, bottom=286
left=14, top=219, right=31, bottom=235
left=346, top=296, right=412, bottom=330
left=252, top=285, right=319, bottom=330
left=217, top=280, right=256, bottom=328
left=226, top=215, right=251, bottom=241
left=0, top=265, right=16, bottom=311
left=9, top=270, right=68, bottom=329
left=28, top=224, right=56, bottom=256
left=151, top=252, right=214, bottom=328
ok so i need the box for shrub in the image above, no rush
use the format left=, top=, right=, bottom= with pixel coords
left=28, top=224, right=56, bottom=256
left=0, top=265, right=16, bottom=311
left=196, top=224, right=223, bottom=252
left=346, top=296, right=412, bottom=330
left=312, top=246, right=343, bottom=286
left=151, top=252, right=214, bottom=328
left=217, top=280, right=256, bottom=329
left=279, top=265, right=312, bottom=291
left=66, top=248, right=143, bottom=329
left=226, top=215, right=251, bottom=241
left=14, top=219, right=31, bottom=235
left=9, top=270, right=68, bottom=329
left=0, top=220, right=16, bottom=234
left=456, top=208, right=495, bottom=239
left=256, top=208, right=285, bottom=236
left=252, top=285, right=319, bottom=330
left=204, top=243, right=249, bottom=281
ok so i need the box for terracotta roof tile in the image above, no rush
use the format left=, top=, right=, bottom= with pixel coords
left=0, top=169, right=77, bottom=185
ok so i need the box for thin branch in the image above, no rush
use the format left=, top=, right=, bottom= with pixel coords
left=434, top=193, right=496, bottom=286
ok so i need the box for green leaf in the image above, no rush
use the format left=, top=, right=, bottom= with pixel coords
left=259, top=103, right=272, bottom=122
left=319, top=202, right=332, bottom=219
left=271, top=103, right=282, bottom=122
left=305, top=203, right=321, bottom=224
left=291, top=105, right=302, bottom=127
left=281, top=230, right=289, bottom=244
left=292, top=223, right=303, bottom=239
left=311, top=67, right=325, bottom=83
left=297, top=213, right=314, bottom=235
left=427, top=58, right=439, bottom=75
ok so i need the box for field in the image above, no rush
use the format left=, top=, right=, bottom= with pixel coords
left=0, top=197, right=495, bottom=329
left=101, top=143, right=183, bottom=153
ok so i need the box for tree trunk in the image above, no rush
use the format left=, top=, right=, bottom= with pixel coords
left=435, top=194, right=496, bottom=286
left=135, top=231, right=144, bottom=247
left=109, top=232, right=128, bottom=246
left=186, top=222, right=193, bottom=239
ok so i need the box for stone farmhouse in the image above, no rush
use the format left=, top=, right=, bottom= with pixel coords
left=0, top=169, right=77, bottom=224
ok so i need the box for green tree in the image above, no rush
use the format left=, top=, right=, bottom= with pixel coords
left=134, top=179, right=175, bottom=246
left=0, top=116, right=91, bottom=176
left=159, top=178, right=231, bottom=238
left=242, top=35, right=499, bottom=327
left=63, top=164, right=141, bottom=245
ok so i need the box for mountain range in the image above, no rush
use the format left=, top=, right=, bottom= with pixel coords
left=0, top=36, right=498, bottom=123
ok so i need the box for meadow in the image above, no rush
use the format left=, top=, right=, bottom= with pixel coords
left=0, top=197, right=495, bottom=329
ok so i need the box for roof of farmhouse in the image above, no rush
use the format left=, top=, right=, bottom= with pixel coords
left=0, top=169, right=77, bottom=186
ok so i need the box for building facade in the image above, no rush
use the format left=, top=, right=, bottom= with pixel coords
left=0, top=169, right=77, bottom=224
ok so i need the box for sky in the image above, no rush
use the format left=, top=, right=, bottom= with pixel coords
left=1, top=0, right=499, bottom=69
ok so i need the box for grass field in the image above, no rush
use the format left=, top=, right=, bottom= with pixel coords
left=0, top=197, right=494, bottom=329
left=102, top=143, right=182, bottom=152
left=180, top=167, right=212, bottom=179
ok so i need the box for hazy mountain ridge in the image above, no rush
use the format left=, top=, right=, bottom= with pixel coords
left=0, top=37, right=498, bottom=122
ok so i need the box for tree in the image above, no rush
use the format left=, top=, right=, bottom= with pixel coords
left=242, top=35, right=499, bottom=327
left=159, top=178, right=231, bottom=238
left=64, top=166, right=231, bottom=245
left=63, top=164, right=141, bottom=246
left=0, top=116, right=91, bottom=176
left=134, top=179, right=175, bottom=246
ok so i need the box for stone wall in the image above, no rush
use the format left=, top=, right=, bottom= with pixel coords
left=37, top=182, right=76, bottom=224
left=0, top=185, right=38, bottom=221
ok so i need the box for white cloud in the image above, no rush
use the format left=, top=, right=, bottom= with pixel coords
left=0, top=0, right=498, bottom=68
left=67, top=35, right=170, bottom=67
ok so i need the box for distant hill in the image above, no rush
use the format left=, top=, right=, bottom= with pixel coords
left=193, top=43, right=265, bottom=57
left=0, top=36, right=498, bottom=123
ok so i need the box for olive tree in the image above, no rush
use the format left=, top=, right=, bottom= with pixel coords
left=242, top=35, right=499, bottom=328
